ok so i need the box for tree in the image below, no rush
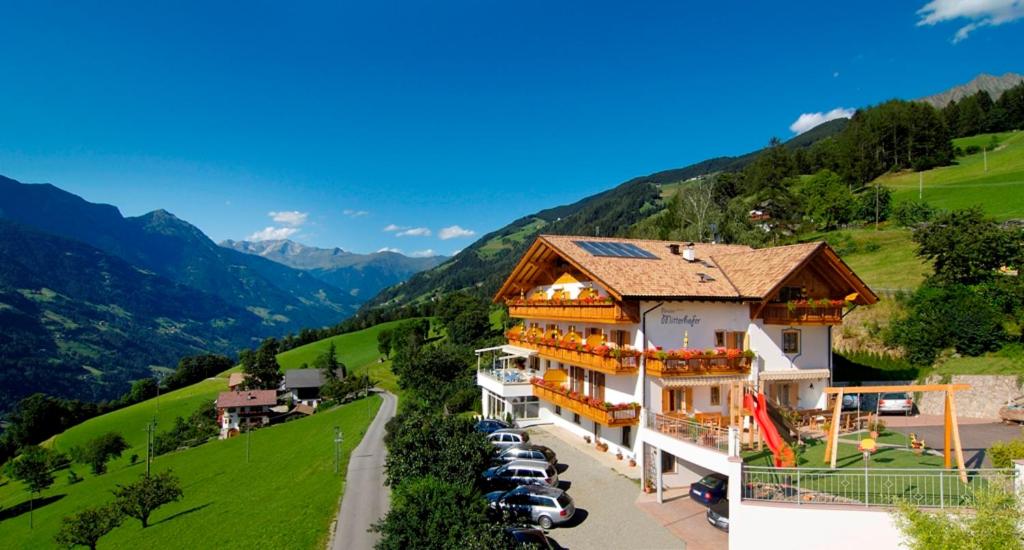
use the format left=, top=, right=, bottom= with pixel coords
left=383, top=408, right=492, bottom=488
left=76, top=432, right=129, bottom=475
left=314, top=341, right=346, bottom=380
left=10, top=445, right=55, bottom=527
left=163, top=354, right=234, bottom=390
left=242, top=338, right=283, bottom=390
left=54, top=503, right=123, bottom=550
left=377, top=329, right=394, bottom=358
left=894, top=488, right=1022, bottom=550
left=112, top=470, right=183, bottom=528
left=371, top=476, right=507, bottom=550
left=801, top=170, right=855, bottom=229
left=391, top=345, right=474, bottom=404
left=125, top=378, right=158, bottom=405
left=436, top=293, right=491, bottom=346
left=912, top=208, right=1021, bottom=285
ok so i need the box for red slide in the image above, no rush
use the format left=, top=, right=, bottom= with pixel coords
left=745, top=392, right=791, bottom=467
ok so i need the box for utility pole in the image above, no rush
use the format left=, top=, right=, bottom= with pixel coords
left=145, top=418, right=157, bottom=476
left=918, top=171, right=923, bottom=200
left=246, top=425, right=251, bottom=463
left=874, top=183, right=880, bottom=230
left=984, top=148, right=988, bottom=172
left=333, top=426, right=343, bottom=475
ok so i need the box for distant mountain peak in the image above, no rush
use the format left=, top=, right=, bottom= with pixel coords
left=918, top=72, right=1024, bottom=108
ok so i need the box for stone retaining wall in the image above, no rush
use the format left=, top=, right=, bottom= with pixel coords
left=918, top=375, right=1022, bottom=420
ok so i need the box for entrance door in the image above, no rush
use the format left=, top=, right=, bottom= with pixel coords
left=660, top=450, right=676, bottom=473
left=588, top=371, right=605, bottom=401
left=662, top=387, right=693, bottom=414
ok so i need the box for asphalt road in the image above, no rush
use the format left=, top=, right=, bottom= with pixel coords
left=888, top=421, right=1022, bottom=468
left=331, top=391, right=398, bottom=550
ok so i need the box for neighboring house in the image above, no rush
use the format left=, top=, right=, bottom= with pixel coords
left=227, top=372, right=249, bottom=391
left=216, top=390, right=278, bottom=439
left=282, top=368, right=344, bottom=408
left=478, top=235, right=876, bottom=476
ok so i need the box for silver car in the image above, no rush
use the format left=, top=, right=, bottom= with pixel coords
left=481, top=459, right=559, bottom=491
left=487, top=429, right=530, bottom=449
left=486, top=485, right=576, bottom=529
left=878, top=392, right=913, bottom=415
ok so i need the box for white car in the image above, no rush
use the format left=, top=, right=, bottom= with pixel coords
left=878, top=392, right=913, bottom=415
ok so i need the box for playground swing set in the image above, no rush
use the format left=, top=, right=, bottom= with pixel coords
left=823, top=384, right=971, bottom=482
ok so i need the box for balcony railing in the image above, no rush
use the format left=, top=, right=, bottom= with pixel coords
left=742, top=466, right=1017, bottom=509
left=762, top=302, right=844, bottom=325
left=645, top=352, right=752, bottom=378
left=507, top=335, right=639, bottom=375
left=645, top=412, right=731, bottom=454
left=530, top=380, right=639, bottom=427
left=478, top=368, right=538, bottom=385
left=506, top=299, right=639, bottom=324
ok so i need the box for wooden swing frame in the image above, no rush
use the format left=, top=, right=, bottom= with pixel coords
left=823, top=384, right=971, bottom=482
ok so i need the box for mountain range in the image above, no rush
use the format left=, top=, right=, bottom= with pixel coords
left=918, top=72, right=1024, bottom=108
left=0, top=176, right=436, bottom=409
left=221, top=239, right=445, bottom=299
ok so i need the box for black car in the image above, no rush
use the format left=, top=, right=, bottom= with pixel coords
left=476, top=418, right=512, bottom=434
left=706, top=499, right=729, bottom=532
left=505, top=527, right=558, bottom=549
left=689, top=473, right=727, bottom=506
left=492, top=444, right=558, bottom=466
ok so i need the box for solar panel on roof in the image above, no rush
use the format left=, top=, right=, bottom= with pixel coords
left=572, top=240, right=658, bottom=259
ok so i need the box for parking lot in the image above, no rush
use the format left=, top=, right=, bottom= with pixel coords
left=526, top=429, right=684, bottom=549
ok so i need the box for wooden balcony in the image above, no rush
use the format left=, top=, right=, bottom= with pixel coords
left=531, top=382, right=640, bottom=427
left=509, top=338, right=639, bottom=375
left=645, top=355, right=752, bottom=378
left=761, top=303, right=843, bottom=325
left=506, top=299, right=639, bottom=324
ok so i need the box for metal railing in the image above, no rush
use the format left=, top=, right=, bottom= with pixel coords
left=479, top=368, right=538, bottom=385
left=645, top=412, right=730, bottom=454
left=742, top=466, right=1017, bottom=509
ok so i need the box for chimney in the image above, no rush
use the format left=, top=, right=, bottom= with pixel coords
left=683, top=243, right=696, bottom=262
left=667, top=243, right=681, bottom=255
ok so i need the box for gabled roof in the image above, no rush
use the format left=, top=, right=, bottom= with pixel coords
left=283, top=368, right=345, bottom=389
left=495, top=235, right=877, bottom=304
left=217, top=390, right=277, bottom=409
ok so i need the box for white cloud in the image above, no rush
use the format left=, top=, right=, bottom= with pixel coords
left=396, top=227, right=432, bottom=237
left=410, top=249, right=437, bottom=257
left=248, top=226, right=300, bottom=241
left=383, top=224, right=402, bottom=232
left=377, top=247, right=402, bottom=253
left=438, top=225, right=476, bottom=240
left=917, top=0, right=1024, bottom=43
left=268, top=210, right=308, bottom=226
left=788, top=107, right=855, bottom=135
left=343, top=209, right=369, bottom=217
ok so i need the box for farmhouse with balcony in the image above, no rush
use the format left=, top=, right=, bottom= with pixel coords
left=216, top=389, right=278, bottom=439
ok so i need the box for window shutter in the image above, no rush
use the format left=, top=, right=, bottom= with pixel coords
left=684, top=388, right=694, bottom=413
left=789, top=384, right=799, bottom=408
left=662, top=387, right=672, bottom=413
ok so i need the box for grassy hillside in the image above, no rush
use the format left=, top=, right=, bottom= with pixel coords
left=0, top=397, right=380, bottom=549
left=810, top=228, right=928, bottom=292
left=877, top=130, right=1024, bottom=220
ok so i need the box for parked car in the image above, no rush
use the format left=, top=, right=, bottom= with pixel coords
left=504, top=527, right=557, bottom=549
left=878, top=392, right=914, bottom=416
left=689, top=473, right=728, bottom=506
left=487, top=428, right=530, bottom=448
left=706, top=499, right=729, bottom=532
left=481, top=459, right=559, bottom=491
left=841, top=393, right=860, bottom=411
left=486, top=485, right=575, bottom=529
left=475, top=418, right=512, bottom=434
left=492, top=444, right=557, bottom=466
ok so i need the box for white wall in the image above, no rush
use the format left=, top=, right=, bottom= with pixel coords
left=639, top=301, right=749, bottom=350
left=750, top=322, right=831, bottom=372
left=729, top=501, right=906, bottom=550
left=540, top=404, right=637, bottom=458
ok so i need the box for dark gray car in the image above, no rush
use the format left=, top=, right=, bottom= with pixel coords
left=487, top=485, right=576, bottom=529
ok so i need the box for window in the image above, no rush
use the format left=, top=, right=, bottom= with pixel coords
left=613, top=330, right=628, bottom=347
left=573, top=413, right=580, bottom=425
left=782, top=330, right=800, bottom=354
left=621, top=425, right=631, bottom=446
left=511, top=396, right=539, bottom=419
left=555, top=405, right=562, bottom=415
left=588, top=371, right=605, bottom=401
left=710, top=386, right=721, bottom=406
left=715, top=330, right=745, bottom=348
left=779, top=286, right=804, bottom=302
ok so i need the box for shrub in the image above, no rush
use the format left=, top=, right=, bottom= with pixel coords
left=892, top=200, right=936, bottom=227
left=894, top=488, right=1023, bottom=550
left=54, top=503, right=123, bottom=550
left=990, top=438, right=1024, bottom=469
left=113, top=470, right=184, bottom=528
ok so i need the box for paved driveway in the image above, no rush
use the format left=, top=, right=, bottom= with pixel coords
left=887, top=420, right=1023, bottom=468
left=528, top=429, right=683, bottom=550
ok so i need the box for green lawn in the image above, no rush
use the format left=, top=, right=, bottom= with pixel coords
left=809, top=227, right=927, bottom=291
left=744, top=433, right=944, bottom=470
left=929, top=345, right=1024, bottom=378
left=0, top=396, right=381, bottom=549
left=876, top=130, right=1024, bottom=221
left=45, top=376, right=229, bottom=472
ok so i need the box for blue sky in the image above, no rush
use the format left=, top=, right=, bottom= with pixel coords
left=1, top=1, right=1021, bottom=256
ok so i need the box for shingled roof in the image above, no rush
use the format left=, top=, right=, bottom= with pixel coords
left=496, top=235, right=876, bottom=304
left=216, top=390, right=278, bottom=409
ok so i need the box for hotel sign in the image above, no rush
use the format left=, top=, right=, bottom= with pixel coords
left=660, top=313, right=701, bottom=327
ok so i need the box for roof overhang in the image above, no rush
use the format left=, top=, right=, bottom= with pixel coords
left=475, top=344, right=537, bottom=358
left=493, top=236, right=623, bottom=303
left=759, top=368, right=831, bottom=381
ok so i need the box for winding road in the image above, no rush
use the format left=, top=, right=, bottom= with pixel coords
left=331, top=390, right=397, bottom=550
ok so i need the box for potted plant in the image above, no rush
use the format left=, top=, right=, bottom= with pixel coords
left=583, top=435, right=592, bottom=444
left=628, top=456, right=636, bottom=467
left=615, top=450, right=623, bottom=460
